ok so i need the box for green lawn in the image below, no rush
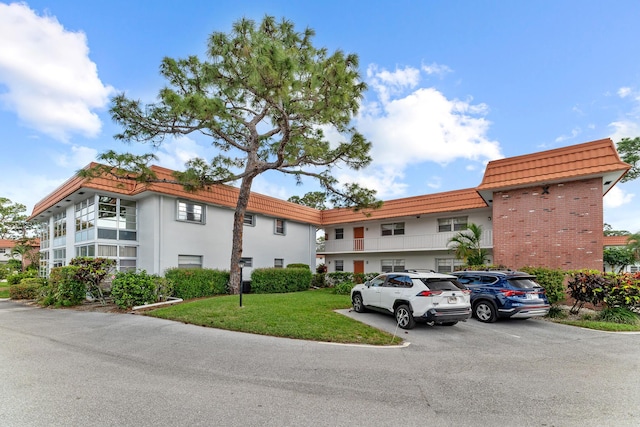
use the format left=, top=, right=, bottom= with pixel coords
left=0, top=286, right=9, bottom=298
left=147, top=288, right=403, bottom=345
left=551, top=319, right=640, bottom=332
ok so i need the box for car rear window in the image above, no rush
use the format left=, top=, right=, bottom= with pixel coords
left=507, top=277, right=539, bottom=289
left=419, top=279, right=465, bottom=291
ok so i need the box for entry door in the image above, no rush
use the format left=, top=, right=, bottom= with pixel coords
left=354, top=260, right=364, bottom=274
left=353, top=227, right=364, bottom=251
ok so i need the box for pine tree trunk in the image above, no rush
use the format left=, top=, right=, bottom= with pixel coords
left=228, top=175, right=253, bottom=294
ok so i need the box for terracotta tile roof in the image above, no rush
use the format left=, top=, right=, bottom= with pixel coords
left=603, top=235, right=635, bottom=247
left=0, top=239, right=17, bottom=249
left=320, top=188, right=487, bottom=226
left=477, top=138, right=630, bottom=192
left=29, top=164, right=322, bottom=225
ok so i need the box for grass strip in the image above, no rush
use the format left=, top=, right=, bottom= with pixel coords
left=147, top=288, right=402, bottom=345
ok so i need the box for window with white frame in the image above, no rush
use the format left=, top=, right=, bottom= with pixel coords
left=178, top=255, right=203, bottom=269
left=39, top=251, right=50, bottom=277
left=335, top=228, right=344, bottom=239
left=52, top=248, right=66, bottom=268
left=240, top=257, right=253, bottom=267
left=97, top=196, right=137, bottom=240
left=436, top=258, right=465, bottom=273
left=75, top=244, right=95, bottom=257
left=0, top=248, right=5, bottom=254
left=75, top=197, right=95, bottom=242
left=381, top=259, right=405, bottom=273
left=243, top=213, right=255, bottom=226
left=177, top=200, right=205, bottom=224
left=52, top=212, right=66, bottom=247
left=39, top=221, right=50, bottom=249
left=335, top=260, right=344, bottom=271
left=438, top=216, right=468, bottom=232
left=381, top=222, right=405, bottom=236
left=274, top=218, right=286, bottom=235
left=274, top=258, right=284, bottom=268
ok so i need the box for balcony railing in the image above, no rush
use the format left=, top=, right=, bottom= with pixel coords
left=317, top=230, right=493, bottom=253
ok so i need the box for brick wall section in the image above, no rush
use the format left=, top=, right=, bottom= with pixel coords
left=492, top=178, right=603, bottom=270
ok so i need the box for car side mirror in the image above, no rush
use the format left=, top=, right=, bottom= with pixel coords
left=365, top=281, right=371, bottom=287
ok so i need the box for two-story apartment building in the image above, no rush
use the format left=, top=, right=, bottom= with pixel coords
left=29, top=165, right=321, bottom=277
left=30, top=138, right=630, bottom=277
left=320, top=138, right=630, bottom=274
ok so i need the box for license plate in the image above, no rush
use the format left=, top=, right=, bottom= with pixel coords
left=448, top=296, right=457, bottom=303
left=526, top=293, right=538, bottom=299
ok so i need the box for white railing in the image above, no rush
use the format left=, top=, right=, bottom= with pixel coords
left=318, top=230, right=493, bottom=253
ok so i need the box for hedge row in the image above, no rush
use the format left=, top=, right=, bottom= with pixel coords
left=164, top=268, right=229, bottom=299
left=250, top=267, right=312, bottom=293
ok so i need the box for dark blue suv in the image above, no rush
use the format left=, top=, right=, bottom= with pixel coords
left=451, top=271, right=550, bottom=322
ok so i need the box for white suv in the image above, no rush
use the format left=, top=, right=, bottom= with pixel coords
left=350, top=271, right=472, bottom=329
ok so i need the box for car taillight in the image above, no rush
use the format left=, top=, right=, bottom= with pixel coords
left=416, top=290, right=443, bottom=297
left=501, top=289, right=526, bottom=297
left=461, top=289, right=471, bottom=295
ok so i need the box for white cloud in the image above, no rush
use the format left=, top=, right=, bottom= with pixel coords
left=54, top=145, right=98, bottom=168
left=604, top=185, right=634, bottom=208
left=154, top=136, right=207, bottom=170
left=618, top=87, right=632, bottom=98
left=426, top=176, right=442, bottom=189
left=366, top=65, right=420, bottom=104
left=0, top=3, right=114, bottom=141
left=555, top=127, right=582, bottom=143
left=5, top=172, right=66, bottom=215
left=421, top=62, right=452, bottom=77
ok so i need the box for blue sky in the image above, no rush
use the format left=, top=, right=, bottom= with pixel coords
left=1, top=1, right=640, bottom=232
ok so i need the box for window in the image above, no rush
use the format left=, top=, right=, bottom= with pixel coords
left=39, top=250, right=50, bottom=277
left=120, top=246, right=137, bottom=257
left=436, top=258, right=465, bottom=273
left=386, top=274, right=413, bottom=288
left=438, top=216, right=468, bottom=232
left=335, top=260, right=344, bottom=271
left=0, top=248, right=5, bottom=254
left=97, top=197, right=137, bottom=240
left=119, top=259, right=137, bottom=272
left=274, top=258, right=284, bottom=268
left=177, top=200, right=205, bottom=224
left=52, top=248, right=66, bottom=268
left=381, top=259, right=405, bottom=273
left=75, top=197, right=95, bottom=242
left=240, top=257, right=253, bottom=267
left=178, top=255, right=203, bottom=269
left=274, top=219, right=286, bottom=235
left=243, top=213, right=255, bottom=226
left=53, top=212, right=67, bottom=247
left=39, top=222, right=50, bottom=249
left=381, top=222, right=405, bottom=236
left=98, top=245, right=117, bottom=257
left=335, top=228, right=344, bottom=239
left=75, top=244, right=95, bottom=257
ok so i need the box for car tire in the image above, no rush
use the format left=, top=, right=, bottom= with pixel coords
left=473, top=301, right=497, bottom=323
left=394, top=304, right=415, bottom=329
left=352, top=293, right=366, bottom=313
left=440, top=321, right=458, bottom=326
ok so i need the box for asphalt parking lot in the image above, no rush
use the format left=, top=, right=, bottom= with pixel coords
left=1, top=300, right=639, bottom=426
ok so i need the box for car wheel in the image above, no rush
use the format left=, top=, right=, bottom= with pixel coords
left=394, top=304, right=415, bottom=329
left=440, top=321, right=458, bottom=326
left=473, top=301, right=497, bottom=323
left=352, top=293, right=366, bottom=313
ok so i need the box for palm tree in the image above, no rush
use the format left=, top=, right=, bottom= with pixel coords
left=448, top=223, right=488, bottom=266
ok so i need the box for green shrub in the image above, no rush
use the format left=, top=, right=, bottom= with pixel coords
left=316, top=263, right=327, bottom=274
left=111, top=271, right=157, bottom=309
left=250, top=268, right=312, bottom=293
left=164, top=268, right=229, bottom=299
left=286, top=263, right=310, bottom=270
left=566, top=270, right=608, bottom=313
left=0, top=263, right=13, bottom=280
left=326, top=272, right=379, bottom=287
left=10, top=277, right=46, bottom=299
left=520, top=266, right=567, bottom=305
left=69, top=257, right=116, bottom=304
left=311, top=273, right=326, bottom=288
left=603, top=272, right=640, bottom=311
left=546, top=305, right=567, bottom=318
left=6, top=270, right=38, bottom=286
left=597, top=307, right=639, bottom=325
left=333, top=282, right=355, bottom=295
left=48, top=266, right=85, bottom=307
